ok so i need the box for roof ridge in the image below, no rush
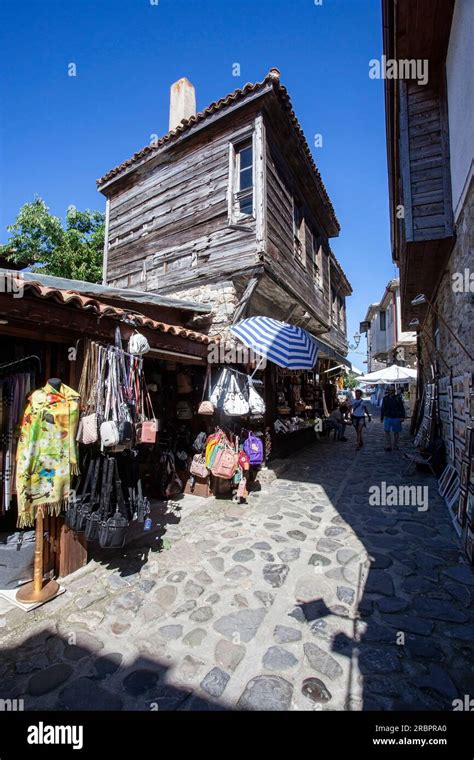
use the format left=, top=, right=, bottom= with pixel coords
left=96, top=69, right=339, bottom=232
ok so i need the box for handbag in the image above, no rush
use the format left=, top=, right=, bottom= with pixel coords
left=248, top=378, right=265, bottom=415
left=198, top=367, right=215, bottom=415
left=128, top=332, right=150, bottom=356
left=100, top=420, right=120, bottom=447
left=190, top=454, right=209, bottom=479
left=118, top=402, right=133, bottom=445
left=223, top=373, right=250, bottom=416
left=84, top=458, right=115, bottom=541
left=76, top=412, right=99, bottom=445
left=166, top=474, right=183, bottom=498
left=176, top=400, right=193, bottom=420
left=98, top=461, right=129, bottom=549
left=136, top=384, right=159, bottom=444
left=209, top=368, right=230, bottom=408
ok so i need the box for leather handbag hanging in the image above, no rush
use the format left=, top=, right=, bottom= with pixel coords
left=136, top=382, right=159, bottom=444
left=248, top=377, right=266, bottom=415
left=85, top=457, right=114, bottom=542
left=77, top=413, right=99, bottom=445
left=198, top=366, right=215, bottom=416
left=223, top=373, right=250, bottom=416
left=98, top=460, right=129, bottom=549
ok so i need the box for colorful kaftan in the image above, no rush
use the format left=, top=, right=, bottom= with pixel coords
left=15, top=383, right=80, bottom=528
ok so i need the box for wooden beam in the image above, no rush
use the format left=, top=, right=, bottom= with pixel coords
left=399, top=80, right=414, bottom=241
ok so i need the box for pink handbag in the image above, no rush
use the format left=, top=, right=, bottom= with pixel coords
left=137, top=419, right=159, bottom=444
left=136, top=383, right=159, bottom=444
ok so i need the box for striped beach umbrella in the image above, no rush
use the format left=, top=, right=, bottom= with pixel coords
left=230, top=317, right=319, bottom=370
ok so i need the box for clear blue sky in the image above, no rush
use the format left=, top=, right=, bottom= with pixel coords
left=0, top=0, right=398, bottom=369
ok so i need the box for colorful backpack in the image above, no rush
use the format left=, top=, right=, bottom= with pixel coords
left=211, top=447, right=238, bottom=479
left=243, top=433, right=264, bottom=465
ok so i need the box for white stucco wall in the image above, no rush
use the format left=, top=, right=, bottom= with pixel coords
left=446, top=0, right=474, bottom=220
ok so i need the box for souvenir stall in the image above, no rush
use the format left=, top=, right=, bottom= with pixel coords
left=228, top=316, right=345, bottom=459
left=181, top=364, right=267, bottom=500
left=0, top=271, right=213, bottom=594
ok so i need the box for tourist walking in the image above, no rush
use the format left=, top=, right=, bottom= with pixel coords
left=381, top=384, right=406, bottom=451
left=351, top=389, right=371, bottom=450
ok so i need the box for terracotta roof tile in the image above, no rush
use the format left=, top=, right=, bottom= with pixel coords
left=16, top=277, right=215, bottom=344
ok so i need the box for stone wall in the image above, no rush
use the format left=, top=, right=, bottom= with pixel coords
left=419, top=179, right=473, bottom=470
left=160, top=280, right=239, bottom=338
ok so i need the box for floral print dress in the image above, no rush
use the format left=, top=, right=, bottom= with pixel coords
left=16, top=383, right=80, bottom=528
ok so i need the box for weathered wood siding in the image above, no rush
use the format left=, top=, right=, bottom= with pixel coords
left=264, top=121, right=330, bottom=327
left=399, top=77, right=454, bottom=243
left=105, top=112, right=260, bottom=293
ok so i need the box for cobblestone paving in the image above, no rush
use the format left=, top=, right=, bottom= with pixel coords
left=1, top=416, right=473, bottom=711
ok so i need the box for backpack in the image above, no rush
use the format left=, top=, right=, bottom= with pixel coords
left=211, top=447, right=238, bottom=479
left=176, top=400, right=193, bottom=419
left=243, top=433, right=264, bottom=465
left=193, top=431, right=207, bottom=452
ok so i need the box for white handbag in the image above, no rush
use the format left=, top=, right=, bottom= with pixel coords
left=128, top=332, right=150, bottom=356
left=223, top=373, right=250, bottom=416
left=248, top=378, right=266, bottom=415
left=209, top=368, right=231, bottom=408
left=100, top=420, right=120, bottom=447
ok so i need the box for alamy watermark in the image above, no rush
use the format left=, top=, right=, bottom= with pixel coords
left=452, top=694, right=473, bottom=711
left=369, top=481, right=429, bottom=511
left=452, top=268, right=474, bottom=293
left=208, top=342, right=267, bottom=368
left=369, top=55, right=429, bottom=86
left=0, top=271, right=24, bottom=298
left=0, top=698, right=25, bottom=711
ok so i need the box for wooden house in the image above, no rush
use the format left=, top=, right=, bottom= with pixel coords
left=97, top=69, right=352, bottom=365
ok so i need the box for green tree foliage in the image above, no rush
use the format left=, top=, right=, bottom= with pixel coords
left=345, top=372, right=360, bottom=389
left=0, top=197, right=104, bottom=283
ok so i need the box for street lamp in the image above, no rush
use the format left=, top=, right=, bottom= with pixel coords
left=410, top=293, right=474, bottom=362
left=348, top=331, right=361, bottom=351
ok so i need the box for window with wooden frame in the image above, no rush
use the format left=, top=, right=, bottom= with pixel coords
left=313, top=239, right=323, bottom=288
left=293, top=197, right=305, bottom=265
left=331, top=288, right=338, bottom=325
left=379, top=310, right=387, bottom=331
left=338, top=295, right=345, bottom=331
left=229, top=139, right=254, bottom=222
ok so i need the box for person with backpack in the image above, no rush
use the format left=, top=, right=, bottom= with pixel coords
left=351, top=389, right=371, bottom=450
left=381, top=384, right=406, bottom=451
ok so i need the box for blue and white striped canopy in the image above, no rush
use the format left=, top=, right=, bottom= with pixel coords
left=230, top=317, right=319, bottom=370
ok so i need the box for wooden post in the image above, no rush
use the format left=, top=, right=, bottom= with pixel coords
left=16, top=509, right=60, bottom=604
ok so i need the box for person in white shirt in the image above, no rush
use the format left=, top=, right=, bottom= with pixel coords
left=351, top=390, right=371, bottom=450
left=327, top=404, right=349, bottom=441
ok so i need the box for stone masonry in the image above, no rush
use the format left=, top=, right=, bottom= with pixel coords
left=0, top=416, right=472, bottom=712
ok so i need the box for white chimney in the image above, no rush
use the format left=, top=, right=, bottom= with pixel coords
left=169, top=77, right=196, bottom=131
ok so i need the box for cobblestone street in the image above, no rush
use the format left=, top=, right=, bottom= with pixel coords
left=1, top=416, right=473, bottom=712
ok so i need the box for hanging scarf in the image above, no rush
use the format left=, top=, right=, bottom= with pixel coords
left=16, top=383, right=80, bottom=528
